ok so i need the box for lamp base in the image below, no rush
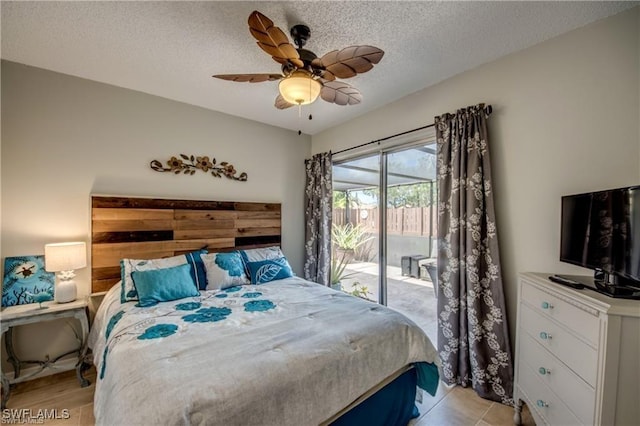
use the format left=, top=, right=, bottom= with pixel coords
left=55, top=278, right=77, bottom=303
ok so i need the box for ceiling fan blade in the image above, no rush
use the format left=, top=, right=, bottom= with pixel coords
left=248, top=11, right=304, bottom=69
left=275, top=95, right=295, bottom=110
left=311, top=58, right=336, bottom=81
left=318, top=45, right=384, bottom=79
left=320, top=81, right=362, bottom=106
left=213, top=73, right=282, bottom=83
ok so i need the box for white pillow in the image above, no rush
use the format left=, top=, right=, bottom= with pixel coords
left=239, top=246, right=284, bottom=263
left=200, top=252, right=249, bottom=290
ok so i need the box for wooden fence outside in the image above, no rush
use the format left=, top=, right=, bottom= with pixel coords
left=333, top=207, right=437, bottom=237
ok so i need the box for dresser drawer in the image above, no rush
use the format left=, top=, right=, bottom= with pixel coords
left=519, top=331, right=595, bottom=425
left=520, top=303, right=598, bottom=386
left=521, top=279, right=600, bottom=346
left=518, top=354, right=583, bottom=425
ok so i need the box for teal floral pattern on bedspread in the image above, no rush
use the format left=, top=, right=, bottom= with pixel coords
left=182, top=307, right=232, bottom=323
left=138, top=324, right=178, bottom=340
left=175, top=302, right=202, bottom=311
left=105, top=311, right=125, bottom=340
left=244, top=300, right=275, bottom=312
left=98, top=287, right=279, bottom=380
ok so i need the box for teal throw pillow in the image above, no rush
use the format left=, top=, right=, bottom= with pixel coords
left=120, top=249, right=207, bottom=303
left=246, top=257, right=294, bottom=284
left=131, top=263, right=200, bottom=307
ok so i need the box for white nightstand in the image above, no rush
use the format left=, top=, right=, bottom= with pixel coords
left=0, top=298, right=90, bottom=409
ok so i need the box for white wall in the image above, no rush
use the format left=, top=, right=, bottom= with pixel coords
left=1, top=61, right=310, bottom=372
left=313, top=7, right=640, bottom=342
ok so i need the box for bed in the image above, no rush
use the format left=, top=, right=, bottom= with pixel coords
left=88, top=196, right=440, bottom=425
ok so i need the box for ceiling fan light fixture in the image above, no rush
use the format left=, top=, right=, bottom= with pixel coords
left=279, top=71, right=322, bottom=105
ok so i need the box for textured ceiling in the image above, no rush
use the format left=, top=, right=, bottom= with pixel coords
left=2, top=1, right=637, bottom=135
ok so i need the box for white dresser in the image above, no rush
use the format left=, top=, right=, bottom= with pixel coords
left=514, top=273, right=640, bottom=425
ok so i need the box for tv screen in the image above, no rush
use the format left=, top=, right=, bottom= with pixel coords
left=560, top=186, right=640, bottom=283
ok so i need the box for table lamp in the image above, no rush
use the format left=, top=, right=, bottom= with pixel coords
left=44, top=242, right=87, bottom=303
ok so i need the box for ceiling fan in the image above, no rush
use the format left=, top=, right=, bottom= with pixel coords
left=213, top=11, right=384, bottom=110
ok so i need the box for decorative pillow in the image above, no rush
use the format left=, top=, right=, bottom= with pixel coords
left=239, top=246, right=284, bottom=263
left=120, top=249, right=207, bottom=303
left=200, top=252, right=248, bottom=290
left=184, top=250, right=208, bottom=290
left=131, top=263, right=200, bottom=308
left=246, top=257, right=294, bottom=284
left=239, top=246, right=285, bottom=276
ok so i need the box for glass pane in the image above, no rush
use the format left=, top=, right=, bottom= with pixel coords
left=332, top=155, right=379, bottom=305
left=385, top=145, right=438, bottom=343
left=331, top=142, right=438, bottom=343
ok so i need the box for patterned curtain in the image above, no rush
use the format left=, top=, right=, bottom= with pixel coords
left=303, top=152, right=333, bottom=286
left=435, top=104, right=514, bottom=405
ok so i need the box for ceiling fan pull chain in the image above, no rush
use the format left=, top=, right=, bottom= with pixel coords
left=308, top=78, right=313, bottom=121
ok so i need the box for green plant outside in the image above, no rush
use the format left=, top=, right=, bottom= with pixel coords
left=331, top=223, right=374, bottom=251
left=330, top=252, right=357, bottom=285
left=347, top=282, right=372, bottom=300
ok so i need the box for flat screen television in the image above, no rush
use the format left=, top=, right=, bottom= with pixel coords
left=560, top=185, right=640, bottom=298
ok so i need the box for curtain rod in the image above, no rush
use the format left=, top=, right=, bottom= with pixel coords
left=331, top=104, right=492, bottom=157
left=332, top=123, right=435, bottom=156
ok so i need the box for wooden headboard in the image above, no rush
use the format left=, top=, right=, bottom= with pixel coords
left=91, top=196, right=281, bottom=293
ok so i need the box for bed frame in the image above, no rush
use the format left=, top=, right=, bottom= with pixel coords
left=90, top=195, right=281, bottom=294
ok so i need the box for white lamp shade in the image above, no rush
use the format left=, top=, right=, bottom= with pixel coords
left=278, top=71, right=322, bottom=105
left=45, top=242, right=87, bottom=272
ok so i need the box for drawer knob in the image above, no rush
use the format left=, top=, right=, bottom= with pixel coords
left=536, top=400, right=549, bottom=408
left=541, top=301, right=553, bottom=309
left=538, top=367, right=551, bottom=375
left=539, top=331, right=552, bottom=340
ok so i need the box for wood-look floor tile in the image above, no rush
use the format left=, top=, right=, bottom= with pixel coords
left=79, top=404, right=95, bottom=426
left=9, top=380, right=95, bottom=409
left=19, top=387, right=94, bottom=413
left=417, top=385, right=493, bottom=426
left=10, top=370, right=77, bottom=395
left=9, top=370, right=96, bottom=413
left=480, top=399, right=536, bottom=426
left=9, top=369, right=96, bottom=405
left=41, top=407, right=81, bottom=426
left=481, top=401, right=519, bottom=425
left=414, top=380, right=456, bottom=418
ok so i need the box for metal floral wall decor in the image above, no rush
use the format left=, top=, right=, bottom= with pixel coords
left=150, top=155, right=248, bottom=181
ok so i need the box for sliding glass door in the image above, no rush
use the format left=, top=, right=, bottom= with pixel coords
left=383, top=145, right=437, bottom=339
left=332, top=140, right=438, bottom=341
left=332, top=154, right=380, bottom=302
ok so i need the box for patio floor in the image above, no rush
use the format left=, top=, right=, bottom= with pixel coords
left=340, top=262, right=439, bottom=345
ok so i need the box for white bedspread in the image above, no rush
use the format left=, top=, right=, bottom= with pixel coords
left=90, top=277, right=439, bottom=426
